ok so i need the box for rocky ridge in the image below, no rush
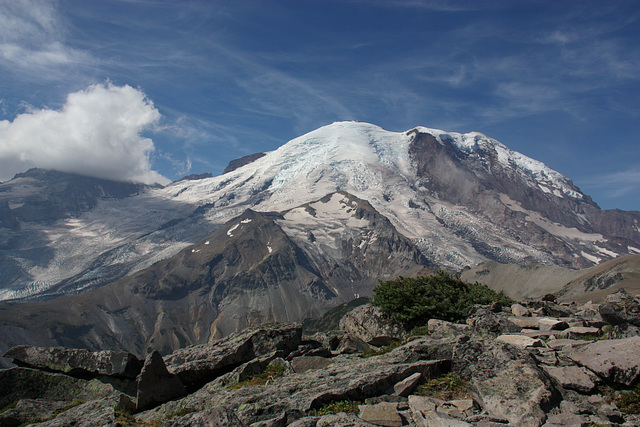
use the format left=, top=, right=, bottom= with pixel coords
left=3, top=289, right=640, bottom=426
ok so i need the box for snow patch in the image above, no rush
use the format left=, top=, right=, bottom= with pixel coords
left=581, top=251, right=602, bottom=264
left=241, top=218, right=252, bottom=223
left=227, top=223, right=240, bottom=237
left=629, top=246, right=640, bottom=254
left=595, top=246, right=618, bottom=258
left=205, top=241, right=210, bottom=245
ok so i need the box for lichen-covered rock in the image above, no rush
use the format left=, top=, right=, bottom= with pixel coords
left=0, top=367, right=126, bottom=410
left=452, top=337, right=560, bottom=427
left=163, top=323, right=302, bottom=388
left=566, top=336, right=640, bottom=386
left=339, top=304, right=406, bottom=346
left=137, top=349, right=448, bottom=426
left=29, top=396, right=121, bottom=427
left=467, top=307, right=521, bottom=336
left=541, top=366, right=599, bottom=393
left=599, top=301, right=640, bottom=326
left=161, top=406, right=245, bottom=426
left=0, top=399, right=68, bottom=427
left=3, top=345, right=142, bottom=379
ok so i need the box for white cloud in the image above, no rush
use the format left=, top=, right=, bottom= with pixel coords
left=0, top=83, right=169, bottom=185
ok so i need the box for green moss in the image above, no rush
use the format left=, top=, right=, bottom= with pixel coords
left=362, top=340, right=403, bottom=358
left=409, top=325, right=430, bottom=336
left=414, top=372, right=469, bottom=400
left=228, top=363, right=286, bottom=389
left=0, top=401, right=17, bottom=414
left=617, top=384, right=640, bottom=414
left=309, top=400, right=361, bottom=416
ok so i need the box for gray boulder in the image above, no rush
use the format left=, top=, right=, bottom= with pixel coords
left=161, top=406, right=245, bottom=426
left=27, top=396, right=123, bottom=427
left=541, top=366, right=599, bottom=393
left=358, top=402, right=403, bottom=426
left=339, top=304, right=406, bottom=346
left=599, top=301, right=640, bottom=326
left=3, top=345, right=142, bottom=379
left=136, top=351, right=186, bottom=411
left=291, top=356, right=332, bottom=374
left=164, top=322, right=302, bottom=388
left=453, top=337, right=560, bottom=427
left=0, top=399, right=68, bottom=427
left=467, top=307, right=521, bottom=336
left=0, top=367, right=128, bottom=410
left=137, top=345, right=449, bottom=426
left=566, top=336, right=640, bottom=386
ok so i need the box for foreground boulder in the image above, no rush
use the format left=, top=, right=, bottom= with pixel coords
left=164, top=322, right=302, bottom=389
left=339, top=304, right=406, bottom=346
left=136, top=351, right=186, bottom=411
left=3, top=345, right=142, bottom=379
left=453, top=337, right=560, bottom=426
left=566, top=335, right=640, bottom=386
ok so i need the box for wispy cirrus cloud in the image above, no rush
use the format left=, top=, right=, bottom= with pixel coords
left=580, top=168, right=640, bottom=200
left=0, top=0, right=90, bottom=78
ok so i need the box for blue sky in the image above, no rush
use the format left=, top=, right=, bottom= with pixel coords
left=0, top=0, right=638, bottom=211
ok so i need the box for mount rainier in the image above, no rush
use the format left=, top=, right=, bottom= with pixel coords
left=0, top=121, right=638, bottom=358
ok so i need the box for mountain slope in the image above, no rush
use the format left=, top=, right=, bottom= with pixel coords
left=461, top=254, right=640, bottom=303
left=1, top=121, right=638, bottom=304
left=0, top=193, right=429, bottom=360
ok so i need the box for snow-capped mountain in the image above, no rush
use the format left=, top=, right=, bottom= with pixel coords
left=1, top=122, right=638, bottom=303
left=1, top=121, right=639, bottom=359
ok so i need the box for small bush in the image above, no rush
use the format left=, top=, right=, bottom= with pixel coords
left=414, top=372, right=469, bottom=400
left=309, top=400, right=361, bottom=416
left=371, top=271, right=512, bottom=326
left=617, top=384, right=640, bottom=414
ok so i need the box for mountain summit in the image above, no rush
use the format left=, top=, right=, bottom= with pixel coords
left=0, top=121, right=638, bottom=357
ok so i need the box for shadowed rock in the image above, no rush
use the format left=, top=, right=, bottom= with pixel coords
left=3, top=345, right=143, bottom=379
left=136, top=351, right=186, bottom=411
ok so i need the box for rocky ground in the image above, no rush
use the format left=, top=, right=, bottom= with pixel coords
left=2, top=289, right=640, bottom=426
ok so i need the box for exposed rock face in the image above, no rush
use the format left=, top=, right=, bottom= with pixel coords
left=136, top=351, right=186, bottom=411
left=599, top=300, right=640, bottom=326
left=3, top=345, right=142, bottom=379
left=222, top=152, right=267, bottom=174
left=567, top=336, right=640, bottom=386
left=5, top=292, right=640, bottom=426
left=0, top=195, right=429, bottom=364
left=164, top=323, right=302, bottom=389
left=339, top=304, right=406, bottom=346
left=452, top=337, right=560, bottom=426
left=462, top=256, right=640, bottom=303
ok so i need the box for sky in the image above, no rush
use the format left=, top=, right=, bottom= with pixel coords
left=0, top=0, right=638, bottom=211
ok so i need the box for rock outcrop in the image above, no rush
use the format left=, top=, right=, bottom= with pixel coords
left=3, top=293, right=640, bottom=426
left=339, top=304, right=406, bottom=346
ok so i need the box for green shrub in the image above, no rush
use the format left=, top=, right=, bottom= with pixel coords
left=371, top=271, right=512, bottom=326
left=414, top=372, right=469, bottom=400
left=617, top=384, right=640, bottom=414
